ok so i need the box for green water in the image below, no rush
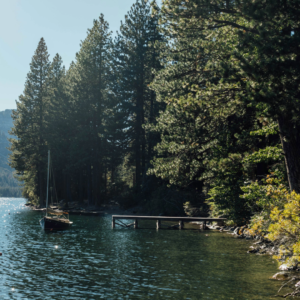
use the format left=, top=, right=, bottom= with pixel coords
left=0, top=198, right=282, bottom=299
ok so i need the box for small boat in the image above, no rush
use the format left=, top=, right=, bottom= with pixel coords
left=40, top=150, right=73, bottom=230
left=40, top=209, right=73, bottom=230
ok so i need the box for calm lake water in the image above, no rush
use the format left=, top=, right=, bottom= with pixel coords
left=0, top=198, right=282, bottom=299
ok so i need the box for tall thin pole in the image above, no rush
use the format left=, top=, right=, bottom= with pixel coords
left=46, top=150, right=50, bottom=217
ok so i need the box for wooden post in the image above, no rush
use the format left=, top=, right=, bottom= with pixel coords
left=203, top=221, right=206, bottom=230
left=134, top=219, right=138, bottom=229
left=112, top=218, right=115, bottom=229
left=156, top=220, right=161, bottom=230
left=179, top=220, right=184, bottom=229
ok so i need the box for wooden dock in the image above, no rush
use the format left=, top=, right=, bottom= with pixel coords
left=112, top=215, right=226, bottom=229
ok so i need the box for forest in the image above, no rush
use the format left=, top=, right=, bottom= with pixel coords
left=9, top=0, right=300, bottom=267
left=0, top=111, right=22, bottom=197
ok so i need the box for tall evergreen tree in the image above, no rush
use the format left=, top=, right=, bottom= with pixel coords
left=10, top=38, right=51, bottom=205
left=114, top=0, right=161, bottom=189
left=68, top=14, right=115, bottom=205
left=46, top=53, right=72, bottom=203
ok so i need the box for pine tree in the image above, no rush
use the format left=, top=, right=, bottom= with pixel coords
left=10, top=38, right=51, bottom=205
left=46, top=53, right=72, bottom=203
left=68, top=14, right=114, bottom=205
left=114, top=0, right=161, bottom=189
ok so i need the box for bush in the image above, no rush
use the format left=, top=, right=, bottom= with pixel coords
left=267, top=192, right=300, bottom=267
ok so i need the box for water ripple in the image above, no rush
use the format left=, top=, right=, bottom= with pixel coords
left=0, top=198, right=281, bottom=299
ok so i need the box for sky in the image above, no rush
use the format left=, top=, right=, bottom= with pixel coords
left=0, top=0, right=161, bottom=112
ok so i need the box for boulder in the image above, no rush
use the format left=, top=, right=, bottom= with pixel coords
left=247, top=247, right=259, bottom=254
left=270, top=272, right=290, bottom=281
left=233, top=227, right=240, bottom=235
left=279, top=264, right=289, bottom=271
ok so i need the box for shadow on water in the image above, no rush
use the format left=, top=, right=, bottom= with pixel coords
left=0, top=198, right=282, bottom=300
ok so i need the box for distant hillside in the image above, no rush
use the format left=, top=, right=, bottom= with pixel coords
left=0, top=110, right=22, bottom=197
left=0, top=109, right=14, bottom=137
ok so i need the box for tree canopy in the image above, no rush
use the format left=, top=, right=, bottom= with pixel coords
left=9, top=0, right=300, bottom=225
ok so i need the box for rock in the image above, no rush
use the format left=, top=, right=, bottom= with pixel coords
left=295, top=281, right=300, bottom=287
left=254, top=240, right=264, bottom=245
left=248, top=248, right=259, bottom=254
left=233, top=227, right=240, bottom=235
left=279, top=264, right=289, bottom=271
left=270, top=272, right=290, bottom=281
left=238, top=228, right=245, bottom=235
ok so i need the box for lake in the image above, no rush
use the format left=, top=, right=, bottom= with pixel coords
left=0, top=198, right=281, bottom=299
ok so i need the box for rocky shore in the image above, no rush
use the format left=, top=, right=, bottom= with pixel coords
left=208, top=224, right=284, bottom=255
left=208, top=223, right=300, bottom=297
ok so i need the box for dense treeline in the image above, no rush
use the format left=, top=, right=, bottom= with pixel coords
left=10, top=0, right=300, bottom=227
left=149, top=0, right=300, bottom=222
left=10, top=1, right=162, bottom=207
left=149, top=0, right=299, bottom=223
left=0, top=130, right=22, bottom=197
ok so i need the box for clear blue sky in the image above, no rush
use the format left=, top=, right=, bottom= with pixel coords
left=0, top=0, right=161, bottom=112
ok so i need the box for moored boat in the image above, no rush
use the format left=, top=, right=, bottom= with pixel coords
left=40, top=209, right=73, bottom=230
left=39, top=150, right=73, bottom=230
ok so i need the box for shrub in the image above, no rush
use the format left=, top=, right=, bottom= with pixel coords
left=267, top=192, right=300, bottom=267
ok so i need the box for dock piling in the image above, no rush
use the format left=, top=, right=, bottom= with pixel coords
left=179, top=220, right=184, bottom=229
left=156, top=220, right=161, bottom=230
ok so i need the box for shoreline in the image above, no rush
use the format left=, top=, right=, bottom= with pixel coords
left=28, top=202, right=147, bottom=217
left=29, top=201, right=300, bottom=296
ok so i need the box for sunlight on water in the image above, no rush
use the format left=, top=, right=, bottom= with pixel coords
left=0, top=198, right=281, bottom=299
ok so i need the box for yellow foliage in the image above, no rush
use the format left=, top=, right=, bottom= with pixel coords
left=266, top=192, right=300, bottom=267
left=247, top=182, right=300, bottom=267
left=248, top=182, right=288, bottom=237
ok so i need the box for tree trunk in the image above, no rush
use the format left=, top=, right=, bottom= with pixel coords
left=278, top=116, right=300, bottom=193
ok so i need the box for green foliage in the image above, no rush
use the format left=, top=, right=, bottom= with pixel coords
left=144, top=184, right=207, bottom=216
left=248, top=191, right=300, bottom=268
left=9, top=37, right=51, bottom=205
left=267, top=192, right=300, bottom=267
left=243, top=147, right=283, bottom=164
left=207, top=154, right=250, bottom=224
left=147, top=0, right=298, bottom=221
left=242, top=171, right=288, bottom=212
left=114, top=0, right=162, bottom=188
left=8, top=0, right=300, bottom=228
left=9, top=2, right=163, bottom=206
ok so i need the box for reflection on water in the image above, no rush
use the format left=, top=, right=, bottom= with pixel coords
left=0, top=198, right=281, bottom=299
